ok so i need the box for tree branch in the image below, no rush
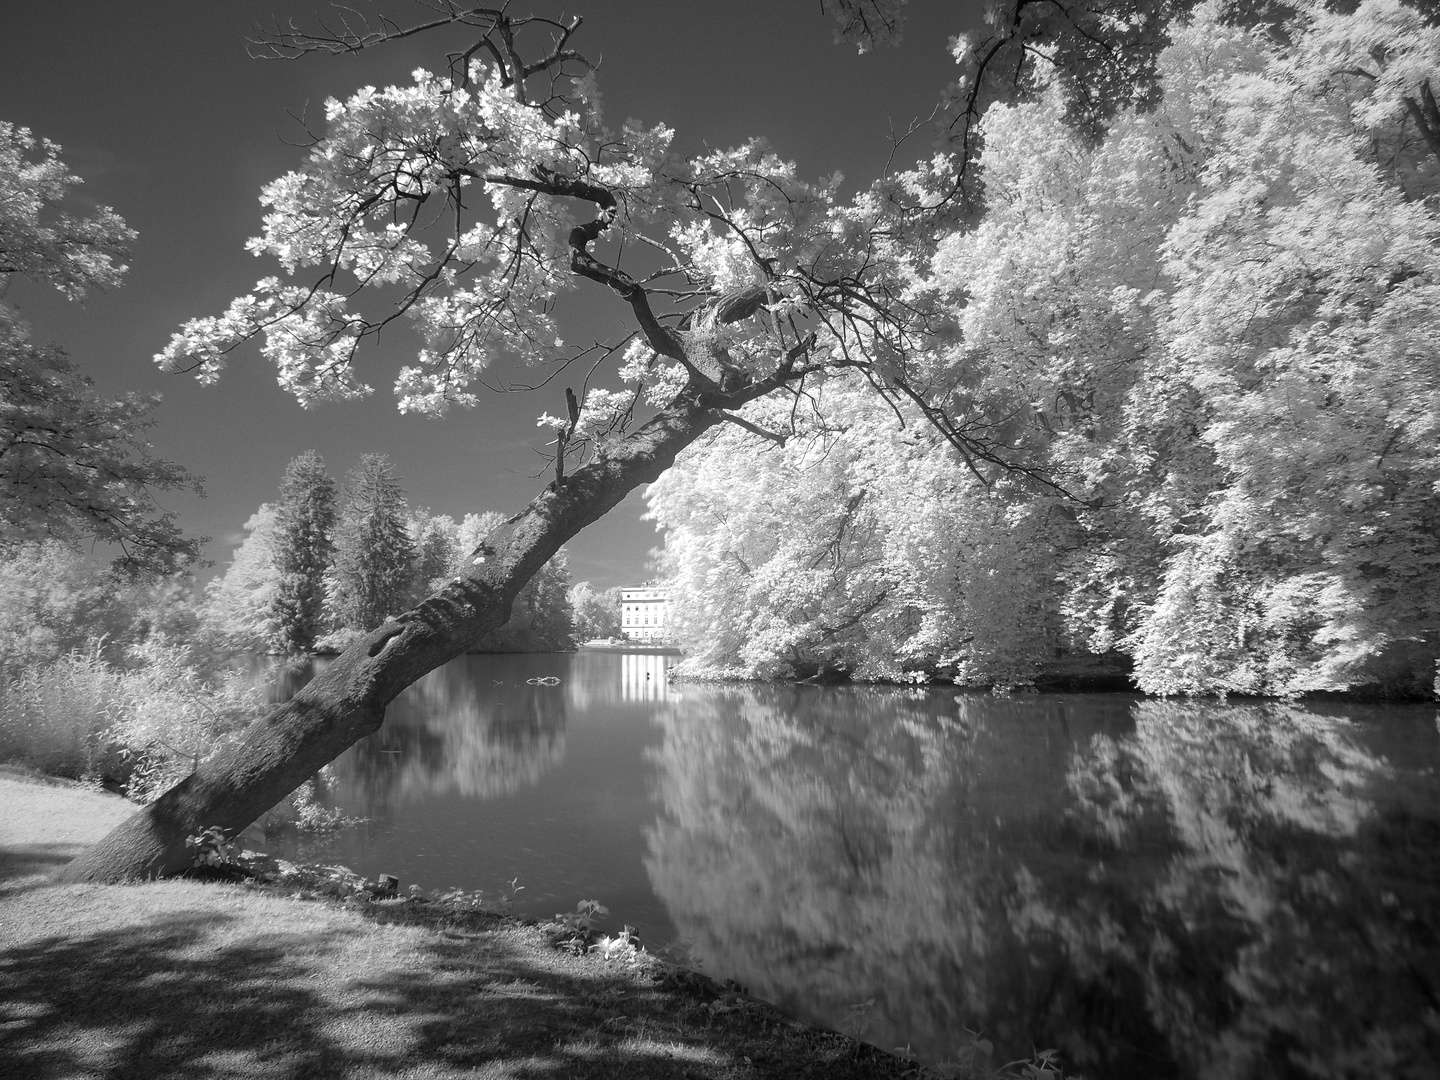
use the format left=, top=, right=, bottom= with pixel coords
left=719, top=411, right=789, bottom=446
left=1405, top=81, right=1440, bottom=165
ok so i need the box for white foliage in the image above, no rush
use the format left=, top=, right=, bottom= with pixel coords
left=200, top=506, right=286, bottom=653
left=654, top=0, right=1440, bottom=695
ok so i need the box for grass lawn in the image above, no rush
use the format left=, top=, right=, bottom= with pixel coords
left=0, top=768, right=920, bottom=1079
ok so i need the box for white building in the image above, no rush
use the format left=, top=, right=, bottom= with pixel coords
left=620, top=585, right=670, bottom=643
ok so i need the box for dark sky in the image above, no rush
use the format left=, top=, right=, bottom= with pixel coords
left=1, top=1, right=979, bottom=587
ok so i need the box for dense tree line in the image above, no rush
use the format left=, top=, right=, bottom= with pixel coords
left=567, top=581, right=625, bottom=641
left=0, top=114, right=250, bottom=799
left=650, top=0, right=1440, bottom=698
left=202, top=452, right=576, bottom=654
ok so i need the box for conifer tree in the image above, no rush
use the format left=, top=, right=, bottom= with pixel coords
left=271, top=451, right=337, bottom=653
left=408, top=511, right=459, bottom=606
left=201, top=505, right=285, bottom=653
left=330, top=454, right=414, bottom=632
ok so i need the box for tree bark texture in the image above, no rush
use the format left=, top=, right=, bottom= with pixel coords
left=59, top=388, right=728, bottom=883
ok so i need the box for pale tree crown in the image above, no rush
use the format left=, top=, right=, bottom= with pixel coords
left=0, top=121, right=200, bottom=575
left=152, top=7, right=1013, bottom=491
left=156, top=4, right=1210, bottom=495
left=0, top=120, right=135, bottom=298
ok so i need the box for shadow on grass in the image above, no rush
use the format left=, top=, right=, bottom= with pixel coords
left=0, top=898, right=902, bottom=1080
left=0, top=843, right=90, bottom=896
left=0, top=912, right=354, bottom=1079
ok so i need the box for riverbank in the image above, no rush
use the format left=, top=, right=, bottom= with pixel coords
left=0, top=768, right=1001, bottom=1080
left=578, top=640, right=683, bottom=655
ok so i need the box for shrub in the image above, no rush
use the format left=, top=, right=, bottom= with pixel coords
left=0, top=645, right=119, bottom=778
left=0, top=639, right=265, bottom=800
left=103, top=640, right=264, bottom=802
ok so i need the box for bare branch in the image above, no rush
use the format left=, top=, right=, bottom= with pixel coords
left=250, top=4, right=507, bottom=59
left=250, top=4, right=591, bottom=100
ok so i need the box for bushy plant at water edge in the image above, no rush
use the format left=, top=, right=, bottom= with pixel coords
left=103, top=639, right=264, bottom=801
left=0, top=644, right=120, bottom=778
left=0, top=638, right=265, bottom=799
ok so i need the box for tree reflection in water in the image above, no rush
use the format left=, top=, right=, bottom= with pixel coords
left=277, top=655, right=568, bottom=820
left=1042, top=702, right=1439, bottom=1079
left=644, top=686, right=1439, bottom=1079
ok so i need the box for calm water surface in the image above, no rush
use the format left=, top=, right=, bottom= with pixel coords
left=259, top=651, right=1440, bottom=1079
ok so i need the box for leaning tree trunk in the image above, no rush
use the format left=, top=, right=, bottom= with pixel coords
left=59, top=387, right=730, bottom=883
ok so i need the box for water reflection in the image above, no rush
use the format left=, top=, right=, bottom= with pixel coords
left=1032, top=702, right=1440, bottom=1078
left=261, top=653, right=675, bottom=818
left=250, top=655, right=1439, bottom=1077
left=263, top=652, right=678, bottom=931
left=622, top=653, right=672, bottom=702
left=299, top=656, right=569, bottom=816
left=643, top=687, right=1440, bottom=1078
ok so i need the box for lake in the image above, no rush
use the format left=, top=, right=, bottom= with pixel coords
left=259, top=650, right=1440, bottom=1078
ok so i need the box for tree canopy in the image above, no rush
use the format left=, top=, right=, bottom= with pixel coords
left=651, top=0, right=1440, bottom=695
left=0, top=122, right=202, bottom=575
left=158, top=0, right=1437, bottom=694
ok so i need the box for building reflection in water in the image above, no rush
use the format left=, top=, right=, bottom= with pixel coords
left=621, top=652, right=672, bottom=702
left=261, top=650, right=687, bottom=943
left=258, top=651, right=675, bottom=821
